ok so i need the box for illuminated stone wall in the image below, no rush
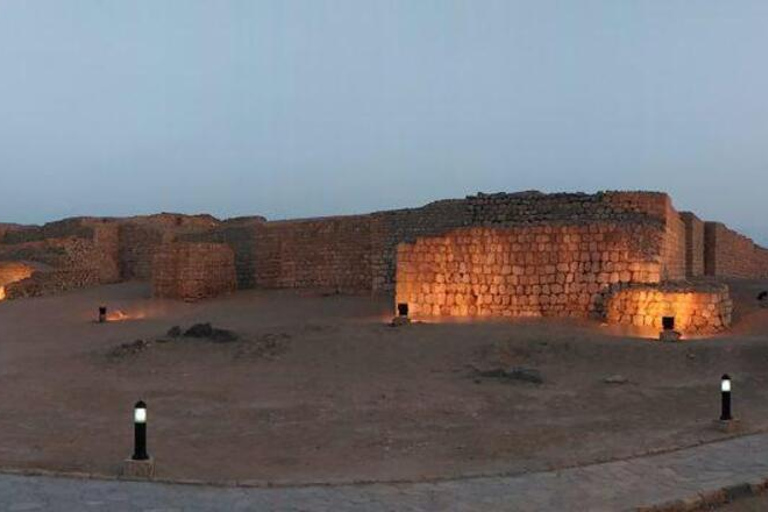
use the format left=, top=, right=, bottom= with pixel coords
left=395, top=223, right=665, bottom=318
left=0, top=261, right=36, bottom=300
left=605, top=283, right=732, bottom=335
left=151, top=242, right=237, bottom=301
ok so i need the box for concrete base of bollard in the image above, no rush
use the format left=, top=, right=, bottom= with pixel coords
left=713, top=419, right=741, bottom=434
left=122, top=457, right=156, bottom=479
left=659, top=330, right=682, bottom=342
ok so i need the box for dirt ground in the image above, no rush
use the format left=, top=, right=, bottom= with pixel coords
left=1, top=280, right=768, bottom=486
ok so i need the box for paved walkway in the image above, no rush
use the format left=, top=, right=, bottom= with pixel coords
left=3, top=434, right=768, bottom=511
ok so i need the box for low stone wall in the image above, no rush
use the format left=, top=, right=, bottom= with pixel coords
left=151, top=242, right=236, bottom=301
left=4, top=268, right=101, bottom=299
left=0, top=261, right=36, bottom=300
left=395, top=223, right=665, bottom=319
left=605, top=282, right=732, bottom=335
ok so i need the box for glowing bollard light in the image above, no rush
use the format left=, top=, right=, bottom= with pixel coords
left=714, top=374, right=740, bottom=433
left=133, top=401, right=149, bottom=460
left=98, top=306, right=107, bottom=323
left=391, top=302, right=411, bottom=326
left=122, top=400, right=155, bottom=478
left=720, top=375, right=732, bottom=421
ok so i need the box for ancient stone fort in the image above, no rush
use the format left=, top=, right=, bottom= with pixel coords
left=1, top=191, right=766, bottom=336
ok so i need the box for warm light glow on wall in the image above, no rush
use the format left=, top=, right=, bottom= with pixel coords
left=0, top=262, right=36, bottom=301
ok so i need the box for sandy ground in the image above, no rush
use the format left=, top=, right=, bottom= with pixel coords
left=1, top=280, right=768, bottom=485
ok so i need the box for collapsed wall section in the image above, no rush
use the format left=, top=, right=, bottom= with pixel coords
left=605, top=282, right=732, bottom=335
left=152, top=242, right=236, bottom=301
left=395, top=223, right=665, bottom=319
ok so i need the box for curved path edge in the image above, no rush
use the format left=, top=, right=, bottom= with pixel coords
left=3, top=433, right=768, bottom=511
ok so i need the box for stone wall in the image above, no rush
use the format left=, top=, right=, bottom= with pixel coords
left=152, top=242, right=237, bottom=301
left=661, top=202, right=687, bottom=281
left=179, top=217, right=266, bottom=290
left=680, top=212, right=705, bottom=278
left=253, top=216, right=373, bottom=291
left=704, top=222, right=768, bottom=279
left=465, top=191, right=687, bottom=281
left=0, top=261, right=36, bottom=300
left=395, top=224, right=665, bottom=319
left=117, top=214, right=220, bottom=281
left=605, top=282, right=732, bottom=335
left=369, top=199, right=469, bottom=291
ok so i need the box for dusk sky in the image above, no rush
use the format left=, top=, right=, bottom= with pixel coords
left=0, top=1, right=766, bottom=243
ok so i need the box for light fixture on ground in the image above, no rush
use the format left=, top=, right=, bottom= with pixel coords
left=720, top=374, right=732, bottom=421
left=133, top=400, right=149, bottom=460
left=659, top=315, right=681, bottom=342
left=98, top=306, right=107, bottom=323
left=392, top=302, right=410, bottom=326
left=122, top=400, right=155, bottom=478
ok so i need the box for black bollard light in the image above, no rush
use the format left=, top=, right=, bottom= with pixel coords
left=720, top=374, right=732, bottom=421
left=132, top=400, right=149, bottom=461
left=99, top=306, right=107, bottom=323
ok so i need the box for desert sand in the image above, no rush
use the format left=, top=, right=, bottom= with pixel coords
left=1, top=280, right=768, bottom=486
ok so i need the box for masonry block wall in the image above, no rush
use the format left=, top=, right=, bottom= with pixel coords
left=395, top=223, right=665, bottom=319
left=605, top=282, right=732, bottom=335
left=704, top=222, right=768, bottom=279
left=464, top=191, right=687, bottom=281
left=253, top=216, right=373, bottom=290
left=680, top=212, right=705, bottom=278
left=2, top=190, right=767, bottom=303
left=0, top=261, right=36, bottom=300
left=152, top=242, right=236, bottom=301
left=179, top=217, right=266, bottom=290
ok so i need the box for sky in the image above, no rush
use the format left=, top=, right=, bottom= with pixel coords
left=0, top=1, right=766, bottom=243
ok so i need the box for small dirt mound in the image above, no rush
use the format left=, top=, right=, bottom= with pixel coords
left=108, top=339, right=152, bottom=359
left=476, top=366, right=544, bottom=384
left=182, top=323, right=238, bottom=343
left=235, top=333, right=291, bottom=360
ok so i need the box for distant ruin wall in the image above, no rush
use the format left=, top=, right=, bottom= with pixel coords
left=179, top=218, right=266, bottom=290
left=118, top=223, right=167, bottom=281
left=152, top=242, right=236, bottom=301
left=253, top=216, right=373, bottom=291
left=704, top=222, right=768, bottom=279
left=605, top=282, right=732, bottom=335
left=661, top=202, right=687, bottom=281
left=395, top=224, right=665, bottom=319
left=680, top=212, right=705, bottom=278
left=465, top=191, right=670, bottom=225
left=369, top=199, right=469, bottom=292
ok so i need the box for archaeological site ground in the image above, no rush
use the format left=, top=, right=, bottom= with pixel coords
left=2, top=190, right=768, bottom=487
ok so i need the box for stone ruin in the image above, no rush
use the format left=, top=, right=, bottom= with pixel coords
left=0, top=191, right=767, bottom=335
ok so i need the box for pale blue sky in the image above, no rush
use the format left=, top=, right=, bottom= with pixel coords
left=0, top=1, right=766, bottom=243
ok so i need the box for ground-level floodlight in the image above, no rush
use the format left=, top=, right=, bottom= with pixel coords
left=99, top=306, right=107, bottom=323
left=720, top=375, right=732, bottom=421
left=132, top=400, right=149, bottom=461
left=397, top=303, right=409, bottom=317
left=659, top=316, right=681, bottom=342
